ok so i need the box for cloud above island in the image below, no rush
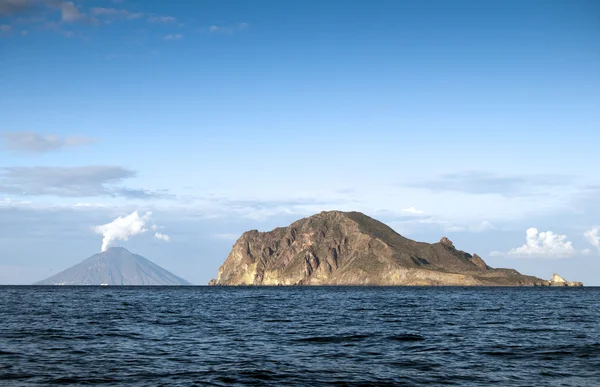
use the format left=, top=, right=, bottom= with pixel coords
left=93, top=211, right=170, bottom=251
left=404, top=171, right=574, bottom=197
left=401, top=206, right=424, bottom=214
left=490, top=227, right=576, bottom=258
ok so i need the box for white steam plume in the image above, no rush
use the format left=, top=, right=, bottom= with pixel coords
left=94, top=211, right=170, bottom=251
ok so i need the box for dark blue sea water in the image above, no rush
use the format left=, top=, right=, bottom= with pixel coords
left=0, top=287, right=599, bottom=386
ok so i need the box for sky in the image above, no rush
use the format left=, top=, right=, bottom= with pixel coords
left=1, top=0, right=599, bottom=285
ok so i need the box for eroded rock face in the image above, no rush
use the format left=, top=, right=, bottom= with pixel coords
left=209, top=211, right=568, bottom=286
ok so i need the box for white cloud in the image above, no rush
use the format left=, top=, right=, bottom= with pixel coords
left=154, top=232, right=170, bottom=242
left=402, top=206, right=423, bottom=214
left=1, top=24, right=11, bottom=32
left=93, top=211, right=170, bottom=251
left=582, top=248, right=592, bottom=256
left=490, top=227, right=575, bottom=258
left=584, top=227, right=600, bottom=254
left=405, top=171, right=573, bottom=197
left=163, top=33, right=182, bottom=40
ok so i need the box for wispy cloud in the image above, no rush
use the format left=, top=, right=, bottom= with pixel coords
left=147, top=15, right=175, bottom=23
left=404, top=171, right=573, bottom=197
left=91, top=7, right=143, bottom=21
left=1, top=131, right=95, bottom=153
left=73, top=203, right=107, bottom=209
left=208, top=22, right=248, bottom=35
left=163, top=33, right=182, bottom=40
left=445, top=220, right=494, bottom=233
left=0, top=0, right=40, bottom=17
left=0, top=1, right=176, bottom=37
left=0, top=24, right=12, bottom=32
left=0, top=166, right=169, bottom=199
left=60, top=1, right=86, bottom=23
left=490, top=228, right=576, bottom=258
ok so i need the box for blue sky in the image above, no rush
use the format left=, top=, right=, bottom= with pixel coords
left=1, top=0, right=599, bottom=285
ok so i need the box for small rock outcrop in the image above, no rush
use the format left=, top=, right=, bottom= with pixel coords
left=440, top=237, right=454, bottom=247
left=548, top=273, right=583, bottom=287
left=209, top=211, right=574, bottom=286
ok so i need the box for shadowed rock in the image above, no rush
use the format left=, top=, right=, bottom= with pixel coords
left=35, top=247, right=191, bottom=285
left=209, top=211, right=580, bottom=286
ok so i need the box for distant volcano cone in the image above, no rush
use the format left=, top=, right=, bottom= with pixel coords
left=35, top=247, right=191, bottom=285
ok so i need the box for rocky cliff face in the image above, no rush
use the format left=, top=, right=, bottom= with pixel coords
left=209, top=211, right=569, bottom=286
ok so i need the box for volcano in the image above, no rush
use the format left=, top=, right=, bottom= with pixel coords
left=35, top=247, right=191, bottom=285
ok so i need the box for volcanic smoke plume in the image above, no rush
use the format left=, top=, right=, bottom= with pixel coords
left=94, top=211, right=170, bottom=251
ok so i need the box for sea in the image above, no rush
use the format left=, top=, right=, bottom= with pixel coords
left=0, top=286, right=598, bottom=386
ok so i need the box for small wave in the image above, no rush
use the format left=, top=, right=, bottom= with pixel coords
left=509, top=327, right=567, bottom=333
left=239, top=369, right=280, bottom=381
left=47, top=377, right=121, bottom=384
left=388, top=334, right=425, bottom=342
left=295, top=334, right=371, bottom=343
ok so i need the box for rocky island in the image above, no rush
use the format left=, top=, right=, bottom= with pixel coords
left=209, top=211, right=582, bottom=286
